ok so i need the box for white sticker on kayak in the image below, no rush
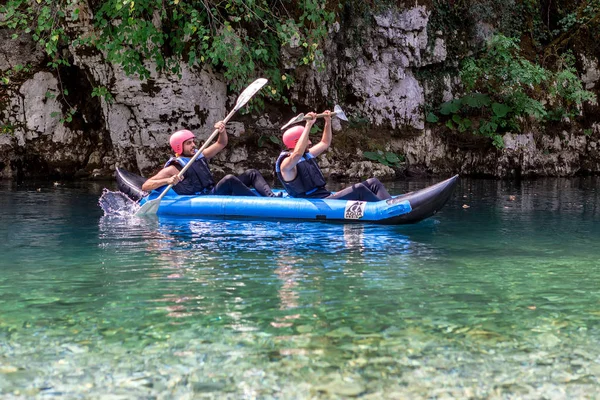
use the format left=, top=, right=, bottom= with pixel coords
left=344, top=201, right=366, bottom=219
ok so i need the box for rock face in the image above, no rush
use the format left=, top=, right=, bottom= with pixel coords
left=1, top=71, right=95, bottom=179
left=0, top=31, right=45, bottom=72
left=1, top=4, right=599, bottom=181
left=287, top=6, right=443, bottom=131
left=77, top=55, right=228, bottom=176
left=387, top=125, right=600, bottom=177
left=582, top=55, right=600, bottom=90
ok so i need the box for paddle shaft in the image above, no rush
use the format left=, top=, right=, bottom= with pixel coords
left=281, top=110, right=344, bottom=130
left=307, top=110, right=341, bottom=121
left=151, top=108, right=237, bottom=204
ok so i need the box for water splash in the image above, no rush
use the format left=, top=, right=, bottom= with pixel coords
left=98, top=188, right=140, bottom=216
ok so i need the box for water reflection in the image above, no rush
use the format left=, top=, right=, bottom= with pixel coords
left=98, top=214, right=422, bottom=256
left=449, top=177, right=600, bottom=215
left=96, top=213, right=426, bottom=332
left=271, top=256, right=302, bottom=328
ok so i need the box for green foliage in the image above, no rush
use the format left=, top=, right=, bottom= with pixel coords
left=431, top=0, right=600, bottom=54
left=91, top=86, right=114, bottom=104
left=551, top=52, right=597, bottom=107
left=363, top=150, right=404, bottom=167
left=0, top=0, right=337, bottom=112
left=0, top=1, right=79, bottom=124
left=427, top=34, right=597, bottom=148
left=426, top=112, right=439, bottom=123
left=1, top=124, right=16, bottom=135
left=0, top=0, right=71, bottom=67
left=257, top=134, right=282, bottom=148
left=61, top=108, right=77, bottom=124
left=1, top=64, right=32, bottom=85
left=439, top=99, right=462, bottom=115
left=50, top=107, right=76, bottom=124
left=425, top=0, right=600, bottom=148
left=546, top=1, right=600, bottom=42
left=347, top=114, right=370, bottom=129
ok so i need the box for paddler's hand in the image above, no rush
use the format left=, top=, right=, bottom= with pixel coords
left=168, top=175, right=182, bottom=185
left=215, top=121, right=226, bottom=134
left=305, top=112, right=317, bottom=127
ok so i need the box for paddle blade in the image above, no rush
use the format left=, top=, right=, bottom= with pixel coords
left=234, top=78, right=268, bottom=111
left=334, top=105, right=348, bottom=121
left=280, top=113, right=305, bottom=130
left=135, top=198, right=161, bottom=216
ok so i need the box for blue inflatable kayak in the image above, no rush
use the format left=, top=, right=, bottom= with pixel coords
left=116, top=168, right=458, bottom=224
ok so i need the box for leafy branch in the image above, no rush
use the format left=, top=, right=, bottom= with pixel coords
left=427, top=34, right=597, bottom=148
left=363, top=151, right=404, bottom=167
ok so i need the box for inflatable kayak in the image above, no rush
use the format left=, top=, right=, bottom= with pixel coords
left=116, top=168, right=458, bottom=224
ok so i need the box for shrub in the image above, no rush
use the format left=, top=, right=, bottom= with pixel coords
left=429, top=34, right=596, bottom=148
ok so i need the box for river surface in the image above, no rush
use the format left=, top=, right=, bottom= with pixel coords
left=0, top=177, right=599, bottom=399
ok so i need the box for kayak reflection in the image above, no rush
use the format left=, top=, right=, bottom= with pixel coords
left=158, top=217, right=421, bottom=255
left=97, top=215, right=434, bottom=328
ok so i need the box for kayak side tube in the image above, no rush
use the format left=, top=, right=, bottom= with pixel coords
left=144, top=192, right=413, bottom=223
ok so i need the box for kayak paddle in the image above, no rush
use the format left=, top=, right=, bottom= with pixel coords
left=280, top=105, right=348, bottom=130
left=135, top=78, right=268, bottom=216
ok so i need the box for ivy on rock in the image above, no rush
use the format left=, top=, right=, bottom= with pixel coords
left=0, top=0, right=336, bottom=110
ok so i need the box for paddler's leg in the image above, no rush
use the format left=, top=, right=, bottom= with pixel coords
left=237, top=169, right=282, bottom=197
left=363, top=178, right=392, bottom=200
left=326, top=183, right=381, bottom=202
left=212, top=175, right=258, bottom=196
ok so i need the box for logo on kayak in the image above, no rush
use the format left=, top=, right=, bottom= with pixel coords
left=344, top=201, right=366, bottom=219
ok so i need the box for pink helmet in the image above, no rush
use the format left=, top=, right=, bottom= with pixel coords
left=170, top=129, right=195, bottom=155
left=282, top=125, right=306, bottom=149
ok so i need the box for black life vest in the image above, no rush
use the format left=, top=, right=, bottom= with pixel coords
left=275, top=151, right=330, bottom=198
left=165, top=155, right=215, bottom=195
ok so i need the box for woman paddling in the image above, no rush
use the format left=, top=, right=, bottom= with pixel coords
left=275, top=110, right=392, bottom=201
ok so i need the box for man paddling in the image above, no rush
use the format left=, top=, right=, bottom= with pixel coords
left=275, top=111, right=392, bottom=202
left=142, top=121, right=280, bottom=197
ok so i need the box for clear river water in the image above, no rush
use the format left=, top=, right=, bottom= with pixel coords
left=0, top=177, right=599, bottom=399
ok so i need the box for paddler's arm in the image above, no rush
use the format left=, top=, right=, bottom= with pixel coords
left=308, top=109, right=332, bottom=158
left=141, top=165, right=181, bottom=191
left=280, top=113, right=316, bottom=180
left=202, top=121, right=227, bottom=160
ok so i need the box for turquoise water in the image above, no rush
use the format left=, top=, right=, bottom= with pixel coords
left=1, top=177, right=599, bottom=398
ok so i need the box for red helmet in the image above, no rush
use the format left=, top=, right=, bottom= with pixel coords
left=282, top=125, right=306, bottom=149
left=170, top=129, right=195, bottom=155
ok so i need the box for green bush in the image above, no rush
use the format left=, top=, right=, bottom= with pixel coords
left=428, top=34, right=596, bottom=148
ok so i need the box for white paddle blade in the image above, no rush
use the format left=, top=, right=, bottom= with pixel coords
left=234, top=78, right=268, bottom=111
left=334, top=105, right=348, bottom=121
left=135, top=199, right=160, bottom=215
left=280, top=113, right=305, bottom=130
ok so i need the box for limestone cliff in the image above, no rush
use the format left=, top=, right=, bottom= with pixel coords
left=1, top=2, right=599, bottom=181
